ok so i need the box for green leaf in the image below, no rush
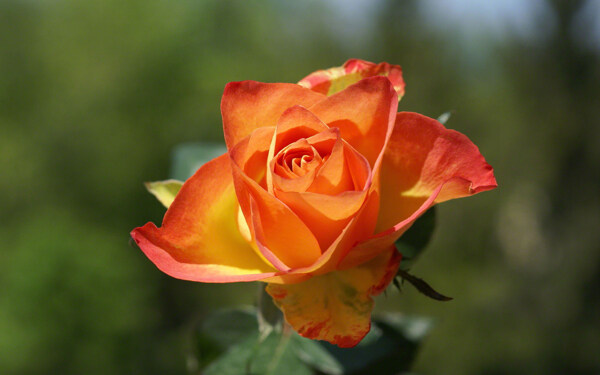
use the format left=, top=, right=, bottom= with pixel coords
left=437, top=111, right=453, bottom=125
left=193, top=308, right=310, bottom=375
left=194, top=308, right=430, bottom=375
left=144, top=179, right=183, bottom=208
left=308, top=314, right=432, bottom=375
left=199, top=308, right=258, bottom=348
left=378, top=314, right=432, bottom=343
left=291, top=335, right=344, bottom=375
left=192, top=308, right=258, bottom=369
left=170, top=142, right=226, bottom=181
left=395, top=206, right=437, bottom=270
left=396, top=270, right=453, bottom=302
left=204, top=330, right=311, bottom=375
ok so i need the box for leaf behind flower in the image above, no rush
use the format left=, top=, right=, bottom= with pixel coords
left=170, top=142, right=226, bottom=181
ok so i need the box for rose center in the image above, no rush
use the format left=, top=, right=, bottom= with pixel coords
left=275, top=141, right=324, bottom=178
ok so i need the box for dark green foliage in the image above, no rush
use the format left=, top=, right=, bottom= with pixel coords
left=193, top=308, right=310, bottom=375
left=193, top=308, right=431, bottom=375
left=307, top=315, right=432, bottom=375
left=396, top=269, right=453, bottom=302
left=395, top=207, right=437, bottom=270
left=393, top=206, right=451, bottom=301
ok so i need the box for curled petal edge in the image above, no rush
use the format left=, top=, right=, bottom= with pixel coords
left=339, top=175, right=497, bottom=270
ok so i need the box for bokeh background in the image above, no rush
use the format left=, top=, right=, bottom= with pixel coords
left=2, top=0, right=599, bottom=374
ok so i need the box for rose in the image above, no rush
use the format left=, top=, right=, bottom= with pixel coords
left=131, top=59, right=497, bottom=347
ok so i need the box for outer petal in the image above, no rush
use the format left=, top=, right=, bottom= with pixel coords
left=267, top=248, right=401, bottom=348
left=339, top=112, right=497, bottom=269
left=309, top=76, right=398, bottom=167
left=221, top=81, right=325, bottom=150
left=131, top=154, right=279, bottom=283
left=298, top=59, right=406, bottom=100
left=377, top=112, right=497, bottom=231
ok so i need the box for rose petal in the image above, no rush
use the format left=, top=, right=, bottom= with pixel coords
left=272, top=134, right=373, bottom=251
left=270, top=105, right=330, bottom=155
left=267, top=105, right=330, bottom=193
left=271, top=138, right=323, bottom=193
left=131, top=154, right=279, bottom=283
left=245, top=182, right=381, bottom=279
left=266, top=109, right=373, bottom=250
left=298, top=59, right=406, bottom=100
left=339, top=112, right=497, bottom=269
left=378, top=112, right=497, bottom=231
left=338, top=190, right=436, bottom=270
left=274, top=190, right=368, bottom=250
left=308, top=131, right=371, bottom=194
left=230, top=129, right=323, bottom=269
left=221, top=81, right=325, bottom=151
left=282, top=78, right=398, bottom=269
left=266, top=248, right=401, bottom=348
left=306, top=132, right=353, bottom=195
left=228, top=126, right=275, bottom=187
left=309, top=76, right=398, bottom=167
left=319, top=187, right=381, bottom=272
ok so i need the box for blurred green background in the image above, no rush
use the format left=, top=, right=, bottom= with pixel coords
left=1, top=0, right=599, bottom=373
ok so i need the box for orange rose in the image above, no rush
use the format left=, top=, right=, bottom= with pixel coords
left=131, top=59, right=497, bottom=347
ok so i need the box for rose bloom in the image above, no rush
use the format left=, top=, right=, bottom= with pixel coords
left=131, top=59, right=497, bottom=347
